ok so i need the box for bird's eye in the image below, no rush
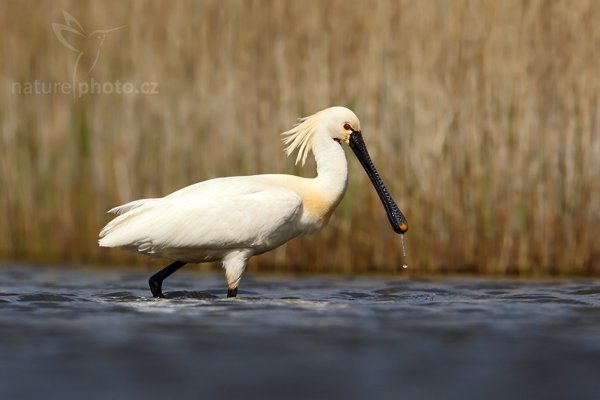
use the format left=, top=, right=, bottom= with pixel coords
left=343, top=123, right=352, bottom=131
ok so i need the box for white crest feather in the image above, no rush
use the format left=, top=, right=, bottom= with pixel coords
left=281, top=112, right=321, bottom=166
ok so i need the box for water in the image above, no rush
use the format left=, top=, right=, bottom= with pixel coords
left=401, top=234, right=408, bottom=268
left=1, top=265, right=600, bottom=400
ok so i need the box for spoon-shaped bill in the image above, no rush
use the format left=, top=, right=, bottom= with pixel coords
left=348, top=131, right=408, bottom=234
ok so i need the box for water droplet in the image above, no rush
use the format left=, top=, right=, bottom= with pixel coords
left=400, top=235, right=408, bottom=269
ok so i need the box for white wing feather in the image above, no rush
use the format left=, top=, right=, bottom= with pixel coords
left=107, top=198, right=160, bottom=215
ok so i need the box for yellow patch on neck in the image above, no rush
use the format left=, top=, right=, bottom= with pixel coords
left=303, top=191, right=337, bottom=220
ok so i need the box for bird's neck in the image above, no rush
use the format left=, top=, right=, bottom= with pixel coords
left=312, top=133, right=348, bottom=203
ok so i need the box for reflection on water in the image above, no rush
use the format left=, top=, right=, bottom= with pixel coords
left=1, top=265, right=599, bottom=400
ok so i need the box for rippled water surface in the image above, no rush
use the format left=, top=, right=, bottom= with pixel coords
left=1, top=265, right=599, bottom=400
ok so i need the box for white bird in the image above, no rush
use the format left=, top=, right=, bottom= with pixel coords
left=99, top=106, right=408, bottom=298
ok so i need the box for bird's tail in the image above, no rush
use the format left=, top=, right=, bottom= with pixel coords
left=99, top=198, right=159, bottom=247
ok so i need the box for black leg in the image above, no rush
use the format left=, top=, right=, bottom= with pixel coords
left=148, top=261, right=186, bottom=298
left=227, top=287, right=238, bottom=298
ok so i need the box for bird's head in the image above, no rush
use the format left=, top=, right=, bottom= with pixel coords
left=282, top=106, right=360, bottom=164
left=318, top=106, right=362, bottom=144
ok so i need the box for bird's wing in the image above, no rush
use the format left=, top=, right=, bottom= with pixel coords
left=99, top=178, right=302, bottom=254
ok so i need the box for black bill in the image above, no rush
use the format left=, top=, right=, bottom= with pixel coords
left=349, top=131, right=408, bottom=234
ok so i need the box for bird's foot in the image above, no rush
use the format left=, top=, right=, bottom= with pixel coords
left=227, top=288, right=238, bottom=298
left=149, top=278, right=165, bottom=298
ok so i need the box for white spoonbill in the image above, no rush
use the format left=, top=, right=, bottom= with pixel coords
left=99, top=106, right=408, bottom=298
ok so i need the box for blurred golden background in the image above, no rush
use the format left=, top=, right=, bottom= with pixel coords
left=1, top=0, right=599, bottom=275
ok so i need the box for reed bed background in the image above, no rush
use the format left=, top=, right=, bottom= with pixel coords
left=1, top=0, right=599, bottom=275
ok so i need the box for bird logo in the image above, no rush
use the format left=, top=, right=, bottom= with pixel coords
left=52, top=11, right=125, bottom=96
